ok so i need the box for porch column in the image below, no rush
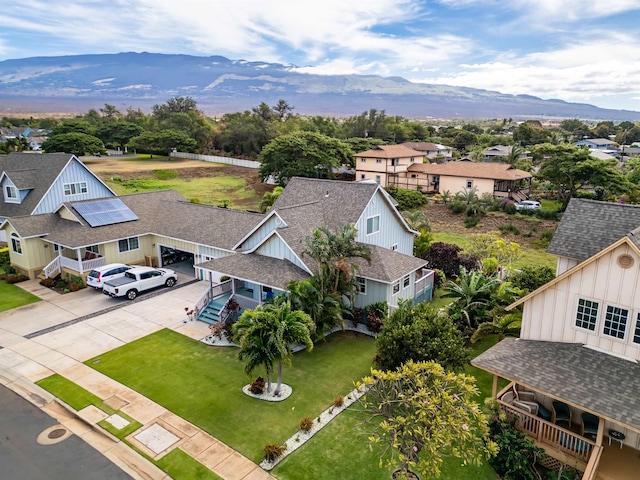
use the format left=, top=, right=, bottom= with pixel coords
left=596, top=415, right=605, bottom=446
left=76, top=248, right=82, bottom=273
left=491, top=375, right=499, bottom=398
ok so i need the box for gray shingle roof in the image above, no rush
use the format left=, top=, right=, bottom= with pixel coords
left=548, top=198, right=640, bottom=261
left=472, top=338, right=640, bottom=431
left=354, top=245, right=428, bottom=283
left=197, top=253, right=310, bottom=290
left=8, top=190, right=264, bottom=249
left=0, top=153, right=75, bottom=217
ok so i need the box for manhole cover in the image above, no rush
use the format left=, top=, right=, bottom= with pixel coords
left=48, top=428, right=67, bottom=439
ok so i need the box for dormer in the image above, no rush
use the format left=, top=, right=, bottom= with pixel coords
left=1, top=173, right=31, bottom=204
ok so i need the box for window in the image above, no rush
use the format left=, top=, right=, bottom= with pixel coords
left=118, top=236, right=139, bottom=253
left=410, top=174, right=417, bottom=178
left=10, top=233, right=22, bottom=255
left=403, top=275, right=410, bottom=289
left=466, top=180, right=473, bottom=189
left=393, top=282, right=400, bottom=295
left=410, top=157, right=415, bottom=163
left=366, top=215, right=380, bottom=235
left=603, top=305, right=628, bottom=339
left=356, top=276, right=366, bottom=294
left=633, top=314, right=640, bottom=344
left=86, top=245, right=100, bottom=254
left=5, top=185, right=18, bottom=201
left=376, top=158, right=382, bottom=163
left=361, top=158, right=366, bottom=163
left=53, top=244, right=62, bottom=252
left=375, top=175, right=381, bottom=184
left=391, top=158, right=399, bottom=166
left=63, top=182, right=88, bottom=196
left=360, top=174, right=366, bottom=180
left=576, top=298, right=598, bottom=331
left=391, top=244, right=398, bottom=251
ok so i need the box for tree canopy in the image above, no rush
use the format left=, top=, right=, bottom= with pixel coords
left=41, top=132, right=105, bottom=156
left=258, top=131, right=353, bottom=186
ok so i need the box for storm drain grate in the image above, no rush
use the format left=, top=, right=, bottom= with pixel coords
left=48, top=428, right=67, bottom=439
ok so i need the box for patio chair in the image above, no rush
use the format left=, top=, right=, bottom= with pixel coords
left=513, top=385, right=551, bottom=421
left=552, top=401, right=572, bottom=427
left=580, top=412, right=599, bottom=438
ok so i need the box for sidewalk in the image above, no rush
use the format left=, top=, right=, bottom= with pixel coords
left=0, top=280, right=275, bottom=480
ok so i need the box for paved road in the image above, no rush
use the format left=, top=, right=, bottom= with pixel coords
left=0, top=384, right=131, bottom=480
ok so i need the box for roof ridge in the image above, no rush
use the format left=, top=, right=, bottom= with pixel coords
left=276, top=200, right=321, bottom=210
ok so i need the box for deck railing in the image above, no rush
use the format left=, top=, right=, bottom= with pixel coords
left=193, top=280, right=232, bottom=318
left=42, top=256, right=107, bottom=278
left=582, top=444, right=603, bottom=480
left=498, top=399, right=597, bottom=464
left=43, top=257, right=61, bottom=279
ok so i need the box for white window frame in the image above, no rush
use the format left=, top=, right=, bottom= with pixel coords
left=63, top=181, right=88, bottom=196
left=466, top=179, right=473, bottom=189
left=403, top=275, right=410, bottom=289
left=391, top=158, right=399, bottom=166
left=366, top=215, right=380, bottom=235
left=575, top=298, right=599, bottom=332
left=392, top=281, right=400, bottom=295
left=356, top=276, right=366, bottom=295
left=5, top=185, right=19, bottom=202
left=54, top=243, right=62, bottom=252
left=633, top=312, right=640, bottom=345
left=391, top=244, right=398, bottom=251
left=360, top=158, right=366, bottom=163
left=376, top=158, right=382, bottom=163
left=118, top=236, right=140, bottom=253
left=410, top=157, right=415, bottom=163
left=602, top=304, right=629, bottom=340
left=86, top=245, right=100, bottom=254
left=10, top=233, right=22, bottom=255
left=375, top=175, right=381, bottom=184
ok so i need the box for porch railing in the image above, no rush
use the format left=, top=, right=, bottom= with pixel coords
left=582, top=444, right=603, bottom=480
left=193, top=280, right=232, bottom=318
left=414, top=271, right=434, bottom=304
left=234, top=294, right=259, bottom=311
left=43, top=257, right=61, bottom=279
left=497, top=399, right=597, bottom=464
left=42, top=256, right=107, bottom=278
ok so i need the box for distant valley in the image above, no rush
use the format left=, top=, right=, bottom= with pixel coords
left=0, top=52, right=638, bottom=120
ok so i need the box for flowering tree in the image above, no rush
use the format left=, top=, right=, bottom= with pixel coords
left=357, top=361, right=497, bottom=480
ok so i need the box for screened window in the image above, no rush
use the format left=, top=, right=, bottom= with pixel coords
left=118, top=236, right=139, bottom=253
left=10, top=233, right=22, bottom=255
left=633, top=314, right=640, bottom=344
left=403, top=275, right=410, bottom=288
left=356, top=276, right=366, bottom=294
left=575, top=298, right=598, bottom=331
left=5, top=185, right=18, bottom=200
left=63, top=182, right=88, bottom=196
left=393, top=282, right=400, bottom=295
left=603, top=305, right=628, bottom=339
left=366, top=215, right=380, bottom=235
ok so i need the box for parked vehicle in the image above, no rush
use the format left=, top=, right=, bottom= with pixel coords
left=87, top=263, right=132, bottom=289
left=515, top=200, right=541, bottom=211
left=102, top=266, right=177, bottom=300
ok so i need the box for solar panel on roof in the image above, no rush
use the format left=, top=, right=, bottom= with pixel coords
left=74, top=198, right=139, bottom=227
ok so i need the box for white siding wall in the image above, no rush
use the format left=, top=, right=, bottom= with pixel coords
left=556, top=256, right=580, bottom=276
left=32, top=160, right=114, bottom=214
left=355, top=190, right=413, bottom=255
left=521, top=243, right=640, bottom=361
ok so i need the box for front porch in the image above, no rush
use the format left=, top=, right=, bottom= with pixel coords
left=42, top=250, right=106, bottom=279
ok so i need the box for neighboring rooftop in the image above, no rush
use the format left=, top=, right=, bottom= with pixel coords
left=407, top=161, right=531, bottom=180
left=353, top=144, right=424, bottom=159
left=548, top=198, right=640, bottom=261
left=472, top=338, right=640, bottom=432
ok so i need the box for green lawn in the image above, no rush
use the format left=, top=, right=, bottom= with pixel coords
left=0, top=276, right=40, bottom=312
left=432, top=231, right=556, bottom=270
left=85, top=329, right=377, bottom=462
left=105, top=173, right=261, bottom=210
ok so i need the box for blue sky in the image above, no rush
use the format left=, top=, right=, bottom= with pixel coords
left=1, top=0, right=640, bottom=111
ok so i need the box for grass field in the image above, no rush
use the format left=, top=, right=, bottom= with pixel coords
left=0, top=271, right=40, bottom=313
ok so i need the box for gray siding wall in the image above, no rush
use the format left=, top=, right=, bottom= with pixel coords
left=355, top=191, right=413, bottom=255
left=256, top=234, right=308, bottom=271
left=239, top=215, right=282, bottom=251
left=353, top=278, right=389, bottom=308
left=33, top=161, right=114, bottom=214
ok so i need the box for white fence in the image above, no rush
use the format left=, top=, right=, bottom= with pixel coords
left=170, top=152, right=260, bottom=169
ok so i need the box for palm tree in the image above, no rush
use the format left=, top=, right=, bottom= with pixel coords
left=505, top=145, right=525, bottom=167
left=401, top=210, right=431, bottom=232
left=441, top=267, right=500, bottom=328
left=287, top=278, right=344, bottom=340
left=471, top=313, right=522, bottom=343
left=233, top=298, right=315, bottom=396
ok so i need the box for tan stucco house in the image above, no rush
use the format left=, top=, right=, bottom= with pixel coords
left=354, top=144, right=425, bottom=187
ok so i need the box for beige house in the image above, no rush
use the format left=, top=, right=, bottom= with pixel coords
left=389, top=161, right=532, bottom=201
left=354, top=144, right=425, bottom=187
left=473, top=198, right=640, bottom=480
left=401, top=142, right=453, bottom=160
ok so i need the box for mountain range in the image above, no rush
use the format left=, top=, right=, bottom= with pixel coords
left=0, top=52, right=638, bottom=120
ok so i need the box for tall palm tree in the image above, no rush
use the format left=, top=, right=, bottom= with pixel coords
left=287, top=278, right=344, bottom=340
left=505, top=145, right=525, bottom=167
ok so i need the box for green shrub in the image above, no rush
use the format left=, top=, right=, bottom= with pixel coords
left=499, top=223, right=520, bottom=235
left=152, top=169, right=178, bottom=180
left=535, top=208, right=559, bottom=221
left=504, top=202, right=516, bottom=214
left=189, top=198, right=202, bottom=204
left=488, top=417, right=542, bottom=480
left=482, top=257, right=499, bottom=275
left=299, top=417, right=314, bottom=432
left=0, top=249, right=10, bottom=269
left=263, top=443, right=286, bottom=462
left=510, top=265, right=556, bottom=292
left=464, top=216, right=480, bottom=228
left=540, top=230, right=554, bottom=242
left=449, top=201, right=466, bottom=214
left=385, top=186, right=427, bottom=210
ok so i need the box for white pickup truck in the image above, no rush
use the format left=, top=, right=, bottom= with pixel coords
left=102, top=266, right=178, bottom=300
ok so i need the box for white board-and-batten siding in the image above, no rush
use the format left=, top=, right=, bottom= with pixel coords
left=238, top=215, right=283, bottom=252
left=521, top=243, right=640, bottom=361
left=355, top=192, right=413, bottom=255
left=32, top=160, right=114, bottom=214
left=255, top=234, right=308, bottom=271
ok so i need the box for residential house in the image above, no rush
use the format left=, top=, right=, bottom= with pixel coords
left=401, top=142, right=453, bottom=160
left=0, top=152, right=116, bottom=242
left=389, top=161, right=532, bottom=201
left=481, top=145, right=523, bottom=161
left=473, top=198, right=640, bottom=480
left=1, top=178, right=433, bottom=323
left=588, top=150, right=617, bottom=161
left=354, top=145, right=425, bottom=187
left=575, top=138, right=617, bottom=151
